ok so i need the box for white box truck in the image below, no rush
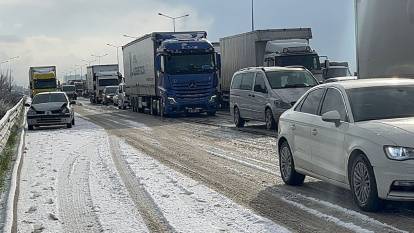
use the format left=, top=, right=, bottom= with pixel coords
left=86, top=65, right=121, bottom=103
left=219, top=28, right=322, bottom=107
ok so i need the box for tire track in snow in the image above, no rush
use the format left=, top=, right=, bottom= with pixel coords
left=58, top=145, right=103, bottom=233
left=108, top=135, right=175, bottom=233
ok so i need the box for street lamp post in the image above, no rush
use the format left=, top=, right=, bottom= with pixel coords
left=158, top=13, right=190, bottom=32
left=251, top=0, right=255, bottom=31
left=106, top=43, right=122, bottom=73
left=81, top=59, right=96, bottom=67
left=91, top=54, right=108, bottom=65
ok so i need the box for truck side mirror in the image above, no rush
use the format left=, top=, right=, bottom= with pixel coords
left=157, top=55, right=165, bottom=73
left=215, top=53, right=221, bottom=70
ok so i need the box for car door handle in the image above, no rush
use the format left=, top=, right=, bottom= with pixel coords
left=290, top=124, right=296, bottom=130
left=311, top=129, right=318, bottom=136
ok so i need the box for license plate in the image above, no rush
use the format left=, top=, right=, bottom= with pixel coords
left=188, top=108, right=200, bottom=113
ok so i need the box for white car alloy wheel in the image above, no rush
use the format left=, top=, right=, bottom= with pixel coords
left=279, top=141, right=305, bottom=186
left=353, top=161, right=371, bottom=205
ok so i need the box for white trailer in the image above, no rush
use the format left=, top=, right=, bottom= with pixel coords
left=356, top=0, right=414, bottom=78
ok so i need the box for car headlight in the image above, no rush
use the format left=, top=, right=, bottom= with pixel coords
left=27, top=108, right=36, bottom=115
left=274, top=99, right=292, bottom=109
left=167, top=97, right=177, bottom=105
left=384, top=146, right=414, bottom=161
left=209, top=95, right=217, bottom=103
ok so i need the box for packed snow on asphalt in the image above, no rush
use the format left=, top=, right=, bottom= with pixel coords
left=16, top=115, right=290, bottom=233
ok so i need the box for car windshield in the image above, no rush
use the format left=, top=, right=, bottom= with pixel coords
left=266, top=70, right=318, bottom=89
left=105, top=87, right=118, bottom=94
left=32, top=93, right=67, bottom=104
left=325, top=68, right=351, bottom=79
left=33, top=79, right=57, bottom=89
left=62, top=86, right=75, bottom=92
left=165, top=53, right=215, bottom=75
left=276, top=55, right=321, bottom=71
left=347, top=86, right=414, bottom=121
left=98, top=79, right=119, bottom=86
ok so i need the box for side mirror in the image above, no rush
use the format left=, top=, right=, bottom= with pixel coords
left=322, top=110, right=341, bottom=125
left=70, top=101, right=76, bottom=105
left=24, top=103, right=31, bottom=107
left=215, top=53, right=221, bottom=70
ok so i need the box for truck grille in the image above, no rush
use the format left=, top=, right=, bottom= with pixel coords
left=172, top=80, right=212, bottom=99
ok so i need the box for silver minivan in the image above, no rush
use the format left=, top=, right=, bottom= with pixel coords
left=230, top=67, right=319, bottom=130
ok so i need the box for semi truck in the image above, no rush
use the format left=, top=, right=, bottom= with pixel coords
left=356, top=0, right=414, bottom=78
left=86, top=65, right=121, bottom=103
left=218, top=28, right=322, bottom=107
left=122, top=31, right=220, bottom=116
left=29, top=66, right=57, bottom=97
left=322, top=61, right=352, bottom=80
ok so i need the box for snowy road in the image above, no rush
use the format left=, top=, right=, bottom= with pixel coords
left=16, top=115, right=291, bottom=232
left=72, top=100, right=414, bottom=233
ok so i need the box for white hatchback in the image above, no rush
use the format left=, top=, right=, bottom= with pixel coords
left=277, top=78, right=414, bottom=211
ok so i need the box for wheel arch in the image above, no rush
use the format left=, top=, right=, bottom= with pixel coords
left=347, top=148, right=371, bottom=184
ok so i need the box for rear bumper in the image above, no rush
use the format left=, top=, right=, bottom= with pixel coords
left=27, top=114, right=72, bottom=126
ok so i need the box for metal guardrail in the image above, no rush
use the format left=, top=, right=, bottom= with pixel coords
left=0, top=99, right=24, bottom=155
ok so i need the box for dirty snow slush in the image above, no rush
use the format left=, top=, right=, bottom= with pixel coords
left=16, top=116, right=290, bottom=232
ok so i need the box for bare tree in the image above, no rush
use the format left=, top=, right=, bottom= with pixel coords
left=0, top=74, right=20, bottom=118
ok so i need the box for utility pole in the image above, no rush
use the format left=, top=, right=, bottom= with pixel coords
left=106, top=43, right=122, bottom=73
left=158, top=13, right=190, bottom=32
left=91, top=54, right=108, bottom=65
left=251, top=0, right=255, bottom=31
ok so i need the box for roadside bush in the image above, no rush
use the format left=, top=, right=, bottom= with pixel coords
left=0, top=75, right=21, bottom=118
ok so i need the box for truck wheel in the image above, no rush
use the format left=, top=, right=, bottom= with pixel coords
left=72, top=118, right=75, bottom=126
left=207, top=111, right=216, bottom=116
left=28, top=125, right=34, bottom=130
left=67, top=123, right=72, bottom=128
left=160, top=99, right=168, bottom=118
left=234, top=107, right=245, bottom=128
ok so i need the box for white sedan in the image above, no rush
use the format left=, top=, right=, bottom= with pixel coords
left=277, top=78, right=414, bottom=212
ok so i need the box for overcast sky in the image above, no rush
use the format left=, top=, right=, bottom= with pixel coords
left=0, top=0, right=355, bottom=86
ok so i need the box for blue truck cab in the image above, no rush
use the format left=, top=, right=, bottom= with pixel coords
left=123, top=31, right=220, bottom=116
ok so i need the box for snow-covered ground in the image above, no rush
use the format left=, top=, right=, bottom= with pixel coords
left=17, top=115, right=290, bottom=232
left=17, top=116, right=148, bottom=233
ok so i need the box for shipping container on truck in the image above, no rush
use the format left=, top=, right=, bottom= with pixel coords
left=122, top=31, right=220, bottom=116
left=218, top=28, right=322, bottom=106
left=86, top=64, right=120, bottom=104
left=29, top=66, right=57, bottom=97
left=356, top=0, right=414, bottom=78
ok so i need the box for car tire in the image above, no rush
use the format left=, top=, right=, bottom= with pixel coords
left=28, top=125, right=34, bottom=130
left=72, top=118, right=75, bottom=126
left=234, top=107, right=245, bottom=128
left=279, top=141, right=305, bottom=186
left=350, top=155, right=383, bottom=212
left=265, top=108, right=276, bottom=130
left=67, top=123, right=72, bottom=128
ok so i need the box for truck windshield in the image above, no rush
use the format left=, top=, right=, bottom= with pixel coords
left=325, top=67, right=351, bottom=79
left=266, top=70, right=318, bottom=89
left=98, top=79, right=119, bottom=86
left=166, top=54, right=215, bottom=75
left=33, top=79, right=57, bottom=89
left=32, top=93, right=67, bottom=104
left=62, top=86, right=75, bottom=92
left=276, top=55, right=321, bottom=71
left=105, top=87, right=118, bottom=94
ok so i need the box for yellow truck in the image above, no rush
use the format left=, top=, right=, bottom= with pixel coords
left=29, top=66, right=57, bottom=97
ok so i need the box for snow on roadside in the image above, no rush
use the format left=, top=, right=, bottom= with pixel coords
left=17, top=116, right=148, bottom=233
left=119, top=140, right=291, bottom=233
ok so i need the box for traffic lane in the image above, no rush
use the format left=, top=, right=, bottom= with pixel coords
left=75, top=103, right=414, bottom=232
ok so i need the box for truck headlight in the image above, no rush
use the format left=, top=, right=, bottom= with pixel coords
left=274, top=99, right=292, bottom=109
left=209, top=95, right=217, bottom=103
left=62, top=107, right=70, bottom=114
left=384, top=146, right=414, bottom=161
left=27, top=108, right=36, bottom=116
left=167, top=97, right=177, bottom=105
